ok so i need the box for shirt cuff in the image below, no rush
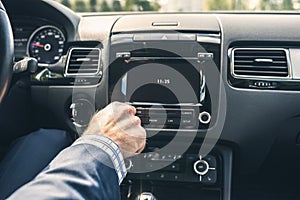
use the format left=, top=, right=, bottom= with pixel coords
left=72, top=134, right=127, bottom=184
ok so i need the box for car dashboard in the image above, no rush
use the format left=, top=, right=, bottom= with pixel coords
left=3, top=0, right=300, bottom=200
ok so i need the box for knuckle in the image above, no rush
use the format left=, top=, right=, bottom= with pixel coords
left=133, top=116, right=141, bottom=125
left=110, top=101, right=121, bottom=111
left=129, top=105, right=136, bottom=114
left=111, top=101, right=119, bottom=105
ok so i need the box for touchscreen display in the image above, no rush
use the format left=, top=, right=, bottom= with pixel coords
left=118, top=60, right=201, bottom=104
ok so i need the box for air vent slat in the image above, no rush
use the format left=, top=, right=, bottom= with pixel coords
left=234, top=70, right=288, bottom=77
left=234, top=55, right=286, bottom=59
left=235, top=60, right=287, bottom=65
left=234, top=51, right=285, bottom=56
left=65, top=48, right=101, bottom=76
left=70, top=54, right=99, bottom=56
left=67, top=65, right=100, bottom=69
left=232, top=48, right=289, bottom=78
left=234, top=65, right=288, bottom=70
left=67, top=69, right=98, bottom=72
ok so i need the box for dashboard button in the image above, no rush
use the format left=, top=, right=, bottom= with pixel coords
left=151, top=33, right=178, bottom=41
left=178, top=34, right=196, bottom=41
left=166, top=118, right=180, bottom=126
left=181, top=109, right=194, bottom=116
left=144, top=173, right=154, bottom=180
left=133, top=34, right=152, bottom=41
left=172, top=174, right=182, bottom=181
left=204, top=155, right=217, bottom=168
left=202, top=170, right=217, bottom=184
left=159, top=173, right=166, bottom=179
left=133, top=33, right=179, bottom=41
left=165, top=163, right=180, bottom=172
left=148, top=117, right=164, bottom=124
left=181, top=118, right=194, bottom=125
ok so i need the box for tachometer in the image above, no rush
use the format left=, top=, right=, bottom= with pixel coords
left=27, top=25, right=65, bottom=66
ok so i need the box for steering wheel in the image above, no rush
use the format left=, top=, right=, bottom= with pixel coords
left=0, top=1, right=14, bottom=105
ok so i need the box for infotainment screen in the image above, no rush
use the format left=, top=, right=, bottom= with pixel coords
left=111, top=59, right=202, bottom=105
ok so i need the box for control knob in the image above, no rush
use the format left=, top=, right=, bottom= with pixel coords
left=193, top=155, right=217, bottom=183
left=193, top=159, right=209, bottom=176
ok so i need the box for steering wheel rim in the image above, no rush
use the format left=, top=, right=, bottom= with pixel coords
left=0, top=1, right=13, bottom=105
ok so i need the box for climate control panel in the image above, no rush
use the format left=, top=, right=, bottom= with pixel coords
left=125, top=153, right=219, bottom=185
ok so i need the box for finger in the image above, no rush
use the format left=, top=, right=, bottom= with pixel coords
left=133, top=116, right=141, bottom=125
left=97, top=102, right=136, bottom=122
left=136, top=139, right=146, bottom=154
left=127, top=105, right=136, bottom=115
left=110, top=103, right=135, bottom=121
left=113, top=112, right=140, bottom=128
left=117, top=117, right=146, bottom=139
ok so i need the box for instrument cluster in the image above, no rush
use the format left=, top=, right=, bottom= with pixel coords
left=12, top=17, right=66, bottom=66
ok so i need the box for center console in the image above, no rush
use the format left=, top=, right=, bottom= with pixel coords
left=121, top=144, right=232, bottom=200
left=109, top=33, right=220, bottom=130
left=109, top=32, right=231, bottom=200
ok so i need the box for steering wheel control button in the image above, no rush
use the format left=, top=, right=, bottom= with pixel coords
left=198, top=111, right=211, bottom=124
left=194, top=160, right=209, bottom=176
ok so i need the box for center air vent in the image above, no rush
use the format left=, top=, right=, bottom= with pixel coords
left=65, top=48, right=101, bottom=76
left=231, top=48, right=290, bottom=79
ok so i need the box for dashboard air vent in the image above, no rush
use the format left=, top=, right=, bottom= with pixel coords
left=231, top=48, right=290, bottom=78
left=65, top=48, right=101, bottom=76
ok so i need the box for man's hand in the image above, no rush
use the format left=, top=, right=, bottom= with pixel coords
left=83, top=102, right=146, bottom=158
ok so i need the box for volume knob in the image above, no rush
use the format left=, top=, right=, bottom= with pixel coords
left=193, top=160, right=209, bottom=176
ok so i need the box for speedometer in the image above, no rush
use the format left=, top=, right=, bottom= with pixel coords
left=27, top=26, right=65, bottom=66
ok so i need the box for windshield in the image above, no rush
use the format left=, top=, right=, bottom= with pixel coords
left=56, top=0, right=300, bottom=13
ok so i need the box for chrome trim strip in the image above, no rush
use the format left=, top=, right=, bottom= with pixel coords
left=152, top=22, right=179, bottom=26
left=127, top=102, right=203, bottom=107
left=64, top=47, right=102, bottom=77
left=144, top=128, right=204, bottom=132
left=124, top=56, right=198, bottom=62
left=254, top=58, right=273, bottom=63
left=121, top=73, right=127, bottom=96
left=289, top=49, right=300, bottom=80
left=229, top=47, right=292, bottom=81
left=196, top=33, right=221, bottom=44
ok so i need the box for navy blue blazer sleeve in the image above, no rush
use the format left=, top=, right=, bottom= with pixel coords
left=7, top=135, right=125, bottom=200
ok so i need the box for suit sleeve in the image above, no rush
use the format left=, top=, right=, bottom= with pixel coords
left=7, top=135, right=127, bottom=200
